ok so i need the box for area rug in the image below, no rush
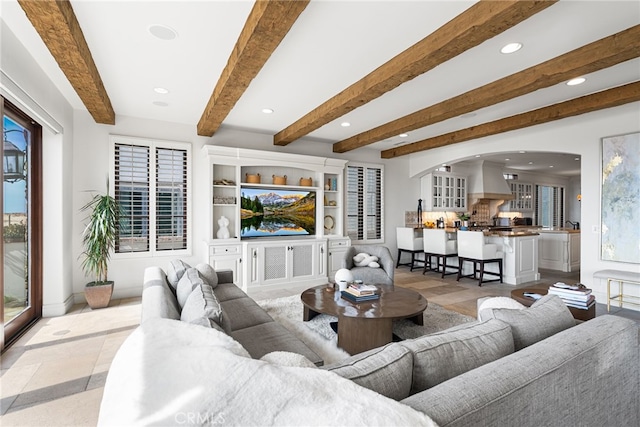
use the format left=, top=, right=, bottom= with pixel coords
left=257, top=294, right=475, bottom=364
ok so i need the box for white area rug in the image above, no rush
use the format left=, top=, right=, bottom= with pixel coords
left=257, top=294, right=475, bottom=364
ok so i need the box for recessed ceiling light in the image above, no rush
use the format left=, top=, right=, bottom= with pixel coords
left=399, top=133, right=409, bottom=138
left=528, top=161, right=534, bottom=165
left=148, top=24, right=178, bottom=40
left=549, top=165, right=554, bottom=168
left=500, top=42, right=522, bottom=54
left=154, top=87, right=169, bottom=94
left=341, top=122, right=351, bottom=127
left=475, top=155, right=481, bottom=158
left=152, top=101, right=168, bottom=107
left=519, top=150, right=526, bottom=154
left=567, top=77, right=586, bottom=86
left=505, top=158, right=511, bottom=161
left=574, top=157, right=580, bottom=161
left=261, top=108, right=274, bottom=114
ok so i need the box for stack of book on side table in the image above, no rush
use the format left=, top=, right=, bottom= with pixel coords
left=548, top=283, right=595, bottom=310
left=341, top=283, right=380, bottom=303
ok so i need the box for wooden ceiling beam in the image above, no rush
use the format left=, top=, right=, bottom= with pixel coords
left=274, top=0, right=555, bottom=146
left=197, top=0, right=310, bottom=137
left=381, top=81, right=640, bottom=159
left=336, top=24, right=640, bottom=153
left=18, top=0, right=115, bottom=124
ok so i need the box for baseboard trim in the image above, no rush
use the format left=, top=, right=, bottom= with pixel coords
left=42, top=293, right=75, bottom=317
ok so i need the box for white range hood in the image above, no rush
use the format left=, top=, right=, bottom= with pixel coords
left=467, top=160, right=514, bottom=201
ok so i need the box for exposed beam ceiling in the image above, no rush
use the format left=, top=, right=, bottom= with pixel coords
left=273, top=0, right=556, bottom=147
left=335, top=24, right=640, bottom=154
left=197, top=0, right=310, bottom=137
left=17, top=0, right=115, bottom=124
left=381, top=81, right=640, bottom=159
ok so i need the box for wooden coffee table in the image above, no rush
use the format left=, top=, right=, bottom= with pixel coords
left=511, top=285, right=595, bottom=321
left=301, top=284, right=428, bottom=354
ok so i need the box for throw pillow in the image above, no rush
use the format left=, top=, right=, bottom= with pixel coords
left=181, top=284, right=223, bottom=327
left=477, top=296, right=526, bottom=321
left=166, top=259, right=191, bottom=293
left=195, top=263, right=219, bottom=289
left=260, top=351, right=318, bottom=369
left=322, top=343, right=414, bottom=400
left=176, top=268, right=206, bottom=309
left=481, top=294, right=575, bottom=351
left=401, top=319, right=514, bottom=395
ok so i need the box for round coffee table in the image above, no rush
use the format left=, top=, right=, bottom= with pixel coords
left=300, top=284, right=428, bottom=355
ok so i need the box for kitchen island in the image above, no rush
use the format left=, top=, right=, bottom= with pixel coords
left=483, top=231, right=540, bottom=285
left=537, top=228, right=580, bottom=272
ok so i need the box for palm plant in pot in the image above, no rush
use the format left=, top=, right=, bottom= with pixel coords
left=80, top=192, right=121, bottom=309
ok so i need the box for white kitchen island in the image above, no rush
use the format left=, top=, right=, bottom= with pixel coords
left=537, top=228, right=581, bottom=272
left=483, top=231, right=541, bottom=285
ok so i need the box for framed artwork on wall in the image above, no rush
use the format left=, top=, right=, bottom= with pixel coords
left=600, top=131, right=640, bottom=264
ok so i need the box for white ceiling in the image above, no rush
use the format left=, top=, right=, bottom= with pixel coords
left=2, top=0, right=639, bottom=178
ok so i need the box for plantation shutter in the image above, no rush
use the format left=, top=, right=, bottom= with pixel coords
left=114, top=143, right=150, bottom=253
left=346, top=165, right=364, bottom=240
left=156, top=148, right=188, bottom=251
left=346, top=164, right=384, bottom=243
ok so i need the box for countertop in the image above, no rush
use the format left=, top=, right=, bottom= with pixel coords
left=483, top=230, right=540, bottom=237
left=536, top=227, right=581, bottom=234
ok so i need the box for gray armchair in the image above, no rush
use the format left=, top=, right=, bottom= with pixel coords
left=343, top=245, right=395, bottom=286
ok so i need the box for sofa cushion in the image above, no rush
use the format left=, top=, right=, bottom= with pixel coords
left=213, top=282, right=247, bottom=302
left=219, top=297, right=274, bottom=331
left=401, top=319, right=514, bottom=394
left=166, top=259, right=190, bottom=293
left=176, top=268, right=206, bottom=309
left=181, top=284, right=223, bottom=327
left=195, top=263, right=219, bottom=289
left=231, top=322, right=323, bottom=366
left=477, top=296, right=526, bottom=321
left=322, top=342, right=413, bottom=400
left=480, top=294, right=575, bottom=350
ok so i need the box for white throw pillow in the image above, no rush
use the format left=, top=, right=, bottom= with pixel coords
left=477, top=297, right=526, bottom=321
left=176, top=268, right=205, bottom=309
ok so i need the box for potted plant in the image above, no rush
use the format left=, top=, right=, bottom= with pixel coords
left=457, top=212, right=471, bottom=228
left=80, top=192, right=121, bottom=309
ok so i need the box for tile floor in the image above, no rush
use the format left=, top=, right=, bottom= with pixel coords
left=1, top=268, right=638, bottom=426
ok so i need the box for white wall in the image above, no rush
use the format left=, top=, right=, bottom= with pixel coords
left=1, top=21, right=75, bottom=316
left=408, top=102, right=640, bottom=307
left=71, top=118, right=413, bottom=301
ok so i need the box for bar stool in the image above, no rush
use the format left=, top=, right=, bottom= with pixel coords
left=396, top=227, right=424, bottom=271
left=456, top=230, right=503, bottom=286
left=423, top=229, right=459, bottom=278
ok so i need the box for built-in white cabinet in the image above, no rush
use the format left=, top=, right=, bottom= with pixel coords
left=244, top=239, right=327, bottom=288
left=203, top=146, right=349, bottom=290
left=421, top=173, right=467, bottom=212
left=206, top=241, right=243, bottom=288
left=508, top=182, right=533, bottom=211
left=484, top=234, right=540, bottom=285
left=327, top=237, right=351, bottom=280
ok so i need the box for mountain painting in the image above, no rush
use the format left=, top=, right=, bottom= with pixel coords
left=240, top=187, right=316, bottom=237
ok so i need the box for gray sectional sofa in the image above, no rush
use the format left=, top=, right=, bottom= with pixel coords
left=141, top=262, right=322, bottom=365
left=100, top=263, right=639, bottom=426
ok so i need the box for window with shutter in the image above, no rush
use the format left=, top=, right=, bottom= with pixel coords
left=346, top=163, right=383, bottom=243
left=535, top=184, right=564, bottom=227
left=112, top=136, right=190, bottom=255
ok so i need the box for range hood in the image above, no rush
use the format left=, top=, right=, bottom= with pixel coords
left=466, top=160, right=514, bottom=201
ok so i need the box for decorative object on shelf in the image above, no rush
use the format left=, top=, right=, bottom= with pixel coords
left=328, top=200, right=336, bottom=206
left=324, top=214, right=335, bottom=231
left=334, top=268, right=354, bottom=291
left=325, top=180, right=330, bottom=190
left=417, top=199, right=423, bottom=226
left=213, top=196, right=236, bottom=205
left=213, top=179, right=235, bottom=186
left=245, top=173, right=261, bottom=184
left=272, top=174, right=287, bottom=185
left=299, top=177, right=313, bottom=186
left=216, top=215, right=230, bottom=239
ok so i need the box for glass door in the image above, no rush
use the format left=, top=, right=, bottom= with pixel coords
left=2, top=99, right=42, bottom=350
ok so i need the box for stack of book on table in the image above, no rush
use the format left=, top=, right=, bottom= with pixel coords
left=548, top=283, right=595, bottom=310
left=341, top=283, right=379, bottom=303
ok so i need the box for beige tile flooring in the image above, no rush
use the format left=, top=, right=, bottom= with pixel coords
left=1, top=267, right=639, bottom=426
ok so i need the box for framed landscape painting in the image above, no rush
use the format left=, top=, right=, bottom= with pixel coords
left=600, top=131, right=640, bottom=264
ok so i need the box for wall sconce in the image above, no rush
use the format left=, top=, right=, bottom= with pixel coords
left=3, top=131, right=27, bottom=183
left=577, top=194, right=582, bottom=202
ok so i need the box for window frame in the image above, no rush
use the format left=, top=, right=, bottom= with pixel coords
left=109, top=135, right=191, bottom=258
left=345, top=162, right=384, bottom=244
